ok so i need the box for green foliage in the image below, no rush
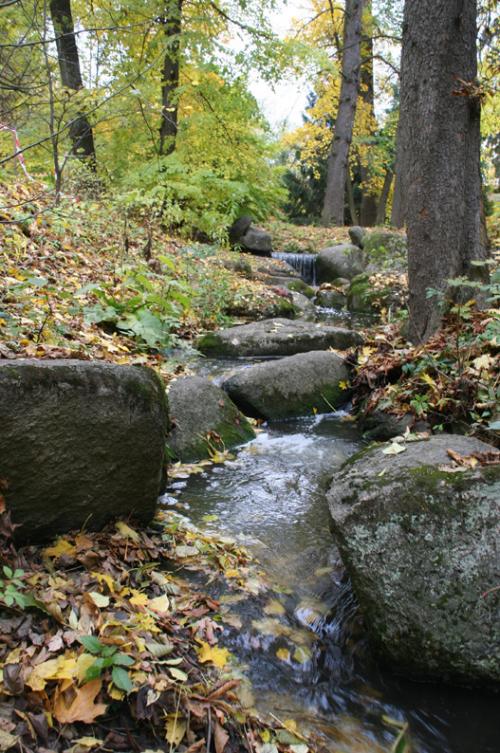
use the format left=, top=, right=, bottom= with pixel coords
left=0, top=566, right=38, bottom=610
left=82, top=262, right=192, bottom=350
left=78, top=635, right=134, bottom=691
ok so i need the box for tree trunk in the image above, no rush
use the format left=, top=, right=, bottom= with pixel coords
left=346, top=169, right=359, bottom=225
left=159, top=0, right=183, bottom=156
left=390, top=101, right=407, bottom=227
left=375, top=166, right=393, bottom=225
left=49, top=0, right=96, bottom=166
left=401, top=0, right=487, bottom=343
left=359, top=0, right=378, bottom=226
left=321, top=0, right=363, bottom=226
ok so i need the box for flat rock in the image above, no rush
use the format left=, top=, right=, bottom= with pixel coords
left=223, top=351, right=350, bottom=419
left=0, top=360, right=169, bottom=542
left=197, top=318, right=362, bottom=357
left=167, top=376, right=255, bottom=462
left=328, top=434, right=500, bottom=684
left=239, top=225, right=273, bottom=256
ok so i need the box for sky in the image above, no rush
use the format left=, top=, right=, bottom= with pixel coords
left=247, top=1, right=312, bottom=133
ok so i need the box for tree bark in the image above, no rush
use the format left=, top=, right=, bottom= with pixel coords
left=375, top=166, right=393, bottom=225
left=358, top=0, right=378, bottom=226
left=390, top=94, right=407, bottom=227
left=159, top=0, right=183, bottom=156
left=401, top=0, right=487, bottom=343
left=321, top=0, right=363, bottom=226
left=49, top=0, right=96, bottom=166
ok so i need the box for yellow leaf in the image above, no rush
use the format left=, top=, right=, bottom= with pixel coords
left=149, top=594, right=170, bottom=614
left=421, top=372, right=436, bottom=388
left=472, top=354, right=494, bottom=371
left=224, top=568, right=240, bottom=578
left=91, top=572, right=115, bottom=593
left=129, top=590, right=150, bottom=608
left=276, top=647, right=290, bottom=662
left=165, top=713, right=187, bottom=746
left=76, top=654, right=96, bottom=683
left=115, top=521, right=140, bottom=542
left=43, top=538, right=76, bottom=558
left=197, top=641, right=231, bottom=669
left=339, top=380, right=349, bottom=390
left=26, top=656, right=77, bottom=691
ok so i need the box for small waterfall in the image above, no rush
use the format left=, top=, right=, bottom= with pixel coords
left=272, top=252, right=317, bottom=286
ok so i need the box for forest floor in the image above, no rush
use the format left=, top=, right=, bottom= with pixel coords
left=0, top=178, right=499, bottom=752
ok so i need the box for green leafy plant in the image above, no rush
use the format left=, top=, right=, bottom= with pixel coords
left=78, top=635, right=134, bottom=692
left=82, top=260, right=192, bottom=350
left=0, top=565, right=38, bottom=609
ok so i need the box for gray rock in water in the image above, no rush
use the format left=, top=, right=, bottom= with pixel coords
left=224, top=351, right=350, bottom=419
left=197, top=318, right=362, bottom=357
left=167, top=376, right=255, bottom=462
left=290, top=291, right=315, bottom=318
left=328, top=434, right=500, bottom=684
left=316, top=244, right=365, bottom=282
left=315, top=289, right=347, bottom=309
left=240, top=225, right=273, bottom=256
left=348, top=226, right=367, bottom=248
left=0, top=359, right=169, bottom=542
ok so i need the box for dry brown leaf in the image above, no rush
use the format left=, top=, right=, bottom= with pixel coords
left=53, top=679, right=107, bottom=724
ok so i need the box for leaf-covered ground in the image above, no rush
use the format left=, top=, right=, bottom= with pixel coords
left=0, top=180, right=296, bottom=381
left=0, top=494, right=330, bottom=753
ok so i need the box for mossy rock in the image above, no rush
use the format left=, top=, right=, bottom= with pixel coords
left=0, top=360, right=169, bottom=542
left=328, top=434, right=500, bottom=685
left=167, top=376, right=255, bottom=462
left=286, top=279, right=315, bottom=298
left=363, top=231, right=407, bottom=259
left=223, top=350, right=350, bottom=420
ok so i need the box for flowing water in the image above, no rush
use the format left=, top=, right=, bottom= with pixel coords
left=272, top=251, right=318, bottom=286
left=164, top=356, right=498, bottom=753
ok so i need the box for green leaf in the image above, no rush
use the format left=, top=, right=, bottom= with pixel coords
left=112, top=653, right=135, bottom=667
left=79, top=635, right=104, bottom=655
left=111, top=666, right=133, bottom=692
left=488, top=420, right=500, bottom=431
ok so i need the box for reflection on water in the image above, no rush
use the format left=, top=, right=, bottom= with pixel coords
left=165, top=365, right=499, bottom=753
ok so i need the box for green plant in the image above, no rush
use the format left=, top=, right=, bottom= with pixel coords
left=82, top=260, right=192, bottom=350
left=0, top=565, right=38, bottom=609
left=78, top=635, right=134, bottom=692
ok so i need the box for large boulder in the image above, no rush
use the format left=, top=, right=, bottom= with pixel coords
left=316, top=244, right=365, bottom=283
left=196, top=318, right=363, bottom=357
left=239, top=225, right=273, bottom=256
left=224, top=351, right=350, bottom=419
left=167, top=376, right=255, bottom=462
left=0, top=360, right=169, bottom=542
left=328, top=435, right=500, bottom=684
left=228, top=215, right=252, bottom=244
left=314, top=289, right=347, bottom=309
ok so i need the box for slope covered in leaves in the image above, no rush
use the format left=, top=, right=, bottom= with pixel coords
left=0, top=180, right=293, bottom=380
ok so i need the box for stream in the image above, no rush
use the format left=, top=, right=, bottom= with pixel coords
left=165, top=323, right=498, bottom=752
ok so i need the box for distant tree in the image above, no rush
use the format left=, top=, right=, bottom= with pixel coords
left=49, top=0, right=96, bottom=166
left=321, top=0, right=363, bottom=225
left=159, top=0, right=183, bottom=155
left=400, top=0, right=488, bottom=342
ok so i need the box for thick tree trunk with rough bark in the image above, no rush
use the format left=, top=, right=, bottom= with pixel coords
left=321, top=0, right=363, bottom=226
left=359, top=1, right=378, bottom=226
left=49, top=0, right=96, bottom=165
left=401, top=0, right=487, bottom=343
left=390, top=101, right=407, bottom=227
left=159, top=0, right=182, bottom=156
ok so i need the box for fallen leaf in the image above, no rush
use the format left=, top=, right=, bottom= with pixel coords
left=53, top=679, right=107, bottom=724
left=149, top=594, right=170, bottom=614
left=165, top=713, right=187, bottom=746
left=197, top=641, right=231, bottom=669
left=382, top=442, right=406, bottom=455
left=43, top=538, right=76, bottom=558
left=115, top=521, right=140, bottom=542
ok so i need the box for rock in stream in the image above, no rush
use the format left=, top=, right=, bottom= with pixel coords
left=0, top=359, right=169, bottom=542
left=328, top=434, right=500, bottom=684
